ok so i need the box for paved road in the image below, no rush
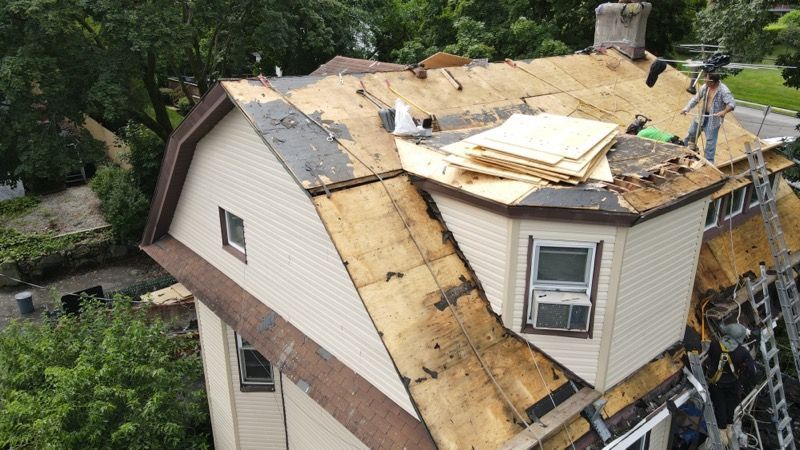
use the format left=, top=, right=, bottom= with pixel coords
left=734, top=106, right=799, bottom=138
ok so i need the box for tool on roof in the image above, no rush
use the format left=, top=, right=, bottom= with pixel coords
left=625, top=114, right=651, bottom=135
left=357, top=81, right=395, bottom=132
left=385, top=79, right=440, bottom=131
left=405, top=63, right=427, bottom=79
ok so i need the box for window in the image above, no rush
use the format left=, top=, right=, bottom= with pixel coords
left=219, top=208, right=246, bottom=261
left=526, top=240, right=597, bottom=334
left=750, top=173, right=778, bottom=208
left=704, top=198, right=721, bottom=230
left=235, top=333, right=274, bottom=391
left=724, top=187, right=746, bottom=219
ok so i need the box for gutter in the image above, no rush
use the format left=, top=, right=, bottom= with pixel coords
left=602, top=386, right=695, bottom=449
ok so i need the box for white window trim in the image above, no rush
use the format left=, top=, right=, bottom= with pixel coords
left=724, top=187, right=746, bottom=220
left=224, top=210, right=246, bottom=253
left=527, top=240, right=596, bottom=332
left=235, top=333, right=274, bottom=386
left=704, top=198, right=722, bottom=230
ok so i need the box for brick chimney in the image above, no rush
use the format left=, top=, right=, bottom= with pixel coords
left=594, top=2, right=652, bottom=59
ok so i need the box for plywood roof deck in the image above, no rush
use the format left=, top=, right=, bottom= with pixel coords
left=314, top=175, right=580, bottom=449
left=221, top=49, right=787, bottom=215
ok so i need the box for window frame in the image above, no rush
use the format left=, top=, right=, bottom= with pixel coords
left=723, top=187, right=746, bottom=220
left=219, top=207, right=247, bottom=262
left=521, top=238, right=602, bottom=338
left=704, top=198, right=722, bottom=230
left=235, top=333, right=275, bottom=392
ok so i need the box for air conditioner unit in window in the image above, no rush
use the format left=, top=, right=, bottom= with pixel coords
left=533, top=296, right=591, bottom=331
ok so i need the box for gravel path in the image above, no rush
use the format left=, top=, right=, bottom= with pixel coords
left=4, top=185, right=108, bottom=234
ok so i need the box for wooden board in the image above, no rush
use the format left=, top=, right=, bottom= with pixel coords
left=445, top=154, right=545, bottom=183
left=395, top=138, right=541, bottom=204
left=420, top=52, right=472, bottom=69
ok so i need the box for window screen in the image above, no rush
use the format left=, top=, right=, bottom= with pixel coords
left=536, top=246, right=590, bottom=285
left=236, top=334, right=273, bottom=385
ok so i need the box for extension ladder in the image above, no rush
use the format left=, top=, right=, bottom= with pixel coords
left=687, top=352, right=724, bottom=450
left=746, top=265, right=796, bottom=449
left=745, top=142, right=800, bottom=377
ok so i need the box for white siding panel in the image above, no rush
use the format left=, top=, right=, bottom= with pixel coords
left=170, top=111, right=415, bottom=416
left=196, top=300, right=239, bottom=449
left=648, top=415, right=672, bottom=450
left=226, top=328, right=287, bottom=450
left=513, top=219, right=619, bottom=386
left=283, top=375, right=368, bottom=450
left=605, top=200, right=707, bottom=387
left=431, top=193, right=510, bottom=314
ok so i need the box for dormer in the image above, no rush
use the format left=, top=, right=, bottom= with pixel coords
left=399, top=132, right=727, bottom=391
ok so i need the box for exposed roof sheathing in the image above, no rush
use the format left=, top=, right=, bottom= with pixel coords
left=309, top=55, right=405, bottom=76
left=314, top=175, right=579, bottom=449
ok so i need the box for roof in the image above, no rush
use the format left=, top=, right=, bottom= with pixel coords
left=141, top=49, right=795, bottom=449
left=309, top=56, right=405, bottom=77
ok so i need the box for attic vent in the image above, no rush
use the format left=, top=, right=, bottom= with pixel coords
left=594, top=2, right=652, bottom=60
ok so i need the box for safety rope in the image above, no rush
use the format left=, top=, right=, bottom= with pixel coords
left=255, top=76, right=536, bottom=430
left=525, top=342, right=578, bottom=450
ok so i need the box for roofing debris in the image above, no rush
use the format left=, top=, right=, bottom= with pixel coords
left=309, top=55, right=405, bottom=77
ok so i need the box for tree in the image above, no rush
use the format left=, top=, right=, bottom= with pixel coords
left=769, top=10, right=800, bottom=89
left=0, top=299, right=210, bottom=449
left=695, top=0, right=774, bottom=62
left=373, top=0, right=697, bottom=65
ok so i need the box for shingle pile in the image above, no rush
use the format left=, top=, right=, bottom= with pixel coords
left=441, top=113, right=618, bottom=184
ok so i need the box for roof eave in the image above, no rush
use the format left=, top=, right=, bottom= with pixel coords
left=141, top=82, right=234, bottom=246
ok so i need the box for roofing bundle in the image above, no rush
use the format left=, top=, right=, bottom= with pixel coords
left=440, top=113, right=617, bottom=185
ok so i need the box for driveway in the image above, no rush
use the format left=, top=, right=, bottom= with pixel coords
left=734, top=106, right=799, bottom=139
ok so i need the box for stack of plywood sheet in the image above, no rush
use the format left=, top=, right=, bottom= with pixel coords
left=140, top=283, right=194, bottom=306
left=441, top=113, right=617, bottom=184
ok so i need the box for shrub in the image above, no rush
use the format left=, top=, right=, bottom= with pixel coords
left=0, top=228, right=100, bottom=262
left=0, top=299, right=211, bottom=448
left=0, top=196, right=39, bottom=219
left=176, top=97, right=192, bottom=116
left=90, top=166, right=149, bottom=243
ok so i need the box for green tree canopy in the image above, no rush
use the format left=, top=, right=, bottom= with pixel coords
left=0, top=299, right=210, bottom=449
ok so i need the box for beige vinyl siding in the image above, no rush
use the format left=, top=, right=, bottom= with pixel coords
left=225, top=327, right=287, bottom=450
left=282, top=374, right=368, bottom=450
left=513, top=219, right=619, bottom=386
left=604, top=200, right=707, bottom=387
left=169, top=110, right=415, bottom=416
left=430, top=193, right=510, bottom=315
left=196, top=300, right=239, bottom=449
left=648, top=415, right=672, bottom=450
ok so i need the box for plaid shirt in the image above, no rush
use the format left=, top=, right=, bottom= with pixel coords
left=684, top=82, right=736, bottom=129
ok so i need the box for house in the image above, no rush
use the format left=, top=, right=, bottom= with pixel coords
left=140, top=3, right=798, bottom=449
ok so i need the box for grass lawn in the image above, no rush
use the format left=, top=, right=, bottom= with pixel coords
left=144, top=105, right=185, bottom=128
left=724, top=69, right=800, bottom=112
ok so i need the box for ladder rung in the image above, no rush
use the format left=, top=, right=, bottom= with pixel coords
left=776, top=399, right=787, bottom=411
left=767, top=348, right=780, bottom=360
left=778, top=415, right=792, bottom=430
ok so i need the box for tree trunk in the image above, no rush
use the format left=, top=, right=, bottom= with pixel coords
left=143, top=51, right=173, bottom=141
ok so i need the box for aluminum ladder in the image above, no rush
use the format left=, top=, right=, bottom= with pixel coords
left=746, top=264, right=796, bottom=450
left=687, top=352, right=724, bottom=450
left=744, top=142, right=800, bottom=377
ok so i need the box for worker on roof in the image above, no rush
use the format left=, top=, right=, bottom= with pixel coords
left=702, top=323, right=757, bottom=447
left=680, top=72, right=736, bottom=163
